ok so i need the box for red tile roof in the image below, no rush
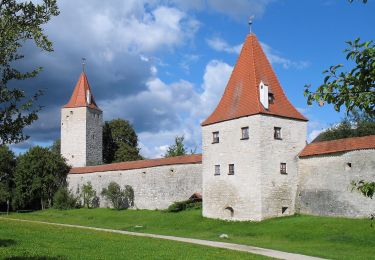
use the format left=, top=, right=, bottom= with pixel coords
left=299, top=135, right=375, bottom=158
left=69, top=154, right=202, bottom=174
left=63, top=72, right=101, bottom=111
left=202, top=33, right=307, bottom=126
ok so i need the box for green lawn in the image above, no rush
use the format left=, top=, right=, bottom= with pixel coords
left=4, top=208, right=375, bottom=259
left=0, top=219, right=268, bottom=260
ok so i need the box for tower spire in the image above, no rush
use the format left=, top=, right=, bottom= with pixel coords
left=248, top=15, right=254, bottom=34
left=82, top=57, right=86, bottom=73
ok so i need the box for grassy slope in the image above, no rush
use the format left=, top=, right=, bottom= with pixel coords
left=5, top=208, right=375, bottom=259
left=0, top=219, right=268, bottom=260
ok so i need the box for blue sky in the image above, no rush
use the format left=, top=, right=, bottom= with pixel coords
left=12, top=0, right=375, bottom=158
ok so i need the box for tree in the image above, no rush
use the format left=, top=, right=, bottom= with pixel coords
left=0, top=0, right=59, bottom=145
left=164, top=136, right=187, bottom=158
left=13, top=146, right=70, bottom=210
left=53, top=187, right=79, bottom=210
left=103, top=119, right=142, bottom=163
left=50, top=139, right=60, bottom=155
left=305, top=38, right=375, bottom=117
left=312, top=110, right=375, bottom=143
left=0, top=145, right=15, bottom=213
left=81, top=182, right=98, bottom=208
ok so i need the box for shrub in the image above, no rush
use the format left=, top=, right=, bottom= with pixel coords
left=101, top=182, right=134, bottom=210
left=166, top=199, right=202, bottom=212
left=53, top=187, right=79, bottom=210
left=82, top=182, right=99, bottom=208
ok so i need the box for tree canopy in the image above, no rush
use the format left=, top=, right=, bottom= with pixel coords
left=0, top=0, right=59, bottom=145
left=103, top=119, right=142, bottom=163
left=164, top=136, right=187, bottom=158
left=0, top=145, right=15, bottom=205
left=312, top=111, right=375, bottom=143
left=13, top=146, right=70, bottom=210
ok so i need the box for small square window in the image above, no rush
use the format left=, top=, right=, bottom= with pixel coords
left=282, top=207, right=288, bottom=214
left=228, top=164, right=235, bottom=175
left=214, top=165, right=220, bottom=175
left=212, top=131, right=219, bottom=143
left=280, top=163, right=287, bottom=174
left=241, top=127, right=249, bottom=140
left=274, top=127, right=282, bottom=140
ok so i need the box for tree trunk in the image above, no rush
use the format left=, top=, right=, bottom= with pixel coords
left=6, top=199, right=9, bottom=215
left=41, top=198, right=44, bottom=210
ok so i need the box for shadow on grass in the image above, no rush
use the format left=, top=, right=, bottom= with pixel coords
left=0, top=239, right=17, bottom=247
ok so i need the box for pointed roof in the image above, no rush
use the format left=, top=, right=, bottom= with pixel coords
left=63, top=72, right=101, bottom=111
left=202, top=33, right=307, bottom=126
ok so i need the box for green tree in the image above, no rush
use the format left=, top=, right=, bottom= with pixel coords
left=164, top=136, right=187, bottom=158
left=304, top=39, right=374, bottom=117
left=81, top=182, right=98, bottom=208
left=103, top=119, right=142, bottom=163
left=13, top=146, right=70, bottom=210
left=312, top=111, right=375, bottom=142
left=0, top=0, right=59, bottom=145
left=50, top=139, right=60, bottom=155
left=53, top=186, right=79, bottom=210
left=0, top=145, right=16, bottom=213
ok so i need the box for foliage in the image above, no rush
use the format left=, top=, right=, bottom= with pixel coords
left=0, top=0, right=59, bottom=145
left=304, top=38, right=375, bottom=117
left=166, top=199, right=201, bottom=212
left=103, top=119, right=142, bottom=163
left=352, top=180, right=375, bottom=199
left=0, top=145, right=15, bottom=205
left=50, top=139, right=60, bottom=155
left=12, top=146, right=70, bottom=210
left=53, top=187, right=79, bottom=210
left=164, top=135, right=187, bottom=158
left=82, top=182, right=99, bottom=208
left=312, top=110, right=375, bottom=142
left=101, top=182, right=134, bottom=210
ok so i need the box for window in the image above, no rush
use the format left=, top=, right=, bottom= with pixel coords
left=268, top=93, right=275, bottom=104
left=212, top=131, right=219, bottom=143
left=241, top=127, right=249, bottom=140
left=228, top=164, right=235, bottom=175
left=282, top=207, right=288, bottom=214
left=280, top=163, right=287, bottom=174
left=274, top=127, right=282, bottom=140
left=214, top=165, right=220, bottom=175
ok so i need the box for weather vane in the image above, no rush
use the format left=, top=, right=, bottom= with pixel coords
left=248, top=15, right=255, bottom=33
left=82, top=57, right=86, bottom=73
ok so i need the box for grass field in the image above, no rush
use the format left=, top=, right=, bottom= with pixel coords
left=4, top=208, right=375, bottom=259
left=0, top=219, right=269, bottom=260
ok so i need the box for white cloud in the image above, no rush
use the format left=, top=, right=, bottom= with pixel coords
left=206, top=37, right=242, bottom=54
left=170, top=0, right=275, bottom=20
left=260, top=42, right=310, bottom=70
left=206, top=36, right=310, bottom=70
left=99, top=59, right=233, bottom=158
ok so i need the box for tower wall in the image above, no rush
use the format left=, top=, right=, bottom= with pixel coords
left=86, top=108, right=103, bottom=166
left=258, top=116, right=307, bottom=219
left=61, top=107, right=102, bottom=167
left=202, top=115, right=263, bottom=221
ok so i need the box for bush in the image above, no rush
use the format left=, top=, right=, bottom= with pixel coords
left=101, top=182, right=134, bottom=210
left=82, top=182, right=99, bottom=208
left=53, top=187, right=79, bottom=210
left=166, top=199, right=202, bottom=212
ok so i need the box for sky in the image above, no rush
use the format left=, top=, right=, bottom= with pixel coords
left=10, top=0, right=375, bottom=158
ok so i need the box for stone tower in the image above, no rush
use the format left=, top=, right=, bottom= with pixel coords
left=61, top=72, right=103, bottom=167
left=201, top=33, right=308, bottom=221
